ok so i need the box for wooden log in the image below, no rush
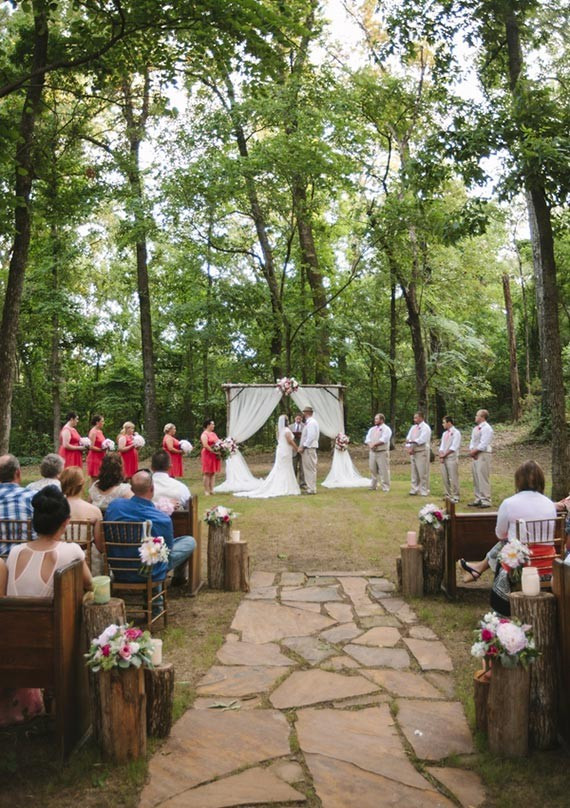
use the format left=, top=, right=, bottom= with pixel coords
left=396, top=557, right=402, bottom=591
left=208, top=523, right=229, bottom=589
left=224, top=540, right=250, bottom=592
left=552, top=559, right=570, bottom=744
left=473, top=669, right=490, bottom=733
left=487, top=661, right=530, bottom=757
left=510, top=590, right=559, bottom=749
left=420, top=522, right=445, bottom=595
left=91, top=667, right=146, bottom=763
left=400, top=544, right=424, bottom=598
left=83, top=597, right=126, bottom=647
left=144, top=663, right=175, bottom=738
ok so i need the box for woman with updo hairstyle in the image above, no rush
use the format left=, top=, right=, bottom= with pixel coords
left=58, top=411, right=84, bottom=469
left=163, top=423, right=184, bottom=479
left=87, top=414, right=107, bottom=481
left=117, top=421, right=138, bottom=480
left=88, top=452, right=133, bottom=511
left=200, top=418, right=220, bottom=495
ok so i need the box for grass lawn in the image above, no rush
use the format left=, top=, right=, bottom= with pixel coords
left=1, top=427, right=567, bottom=807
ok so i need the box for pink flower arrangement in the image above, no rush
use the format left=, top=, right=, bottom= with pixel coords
left=418, top=504, right=446, bottom=527
left=335, top=433, right=350, bottom=451
left=276, top=376, right=299, bottom=396
left=204, top=505, right=238, bottom=527
left=471, top=611, right=539, bottom=669
left=85, top=623, right=155, bottom=672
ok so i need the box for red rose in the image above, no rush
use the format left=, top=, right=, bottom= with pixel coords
left=481, top=629, right=494, bottom=641
left=434, top=511, right=442, bottom=520
left=102, top=644, right=111, bottom=657
left=223, top=515, right=229, bottom=522
left=487, top=645, right=499, bottom=656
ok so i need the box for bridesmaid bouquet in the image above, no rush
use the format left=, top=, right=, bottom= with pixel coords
left=102, top=438, right=115, bottom=451
left=276, top=376, right=299, bottom=396
left=80, top=437, right=91, bottom=448
left=213, top=437, right=237, bottom=460
left=133, top=432, right=146, bottom=448
left=335, top=433, right=350, bottom=451
left=180, top=439, right=193, bottom=454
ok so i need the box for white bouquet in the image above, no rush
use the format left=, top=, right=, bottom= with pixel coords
left=80, top=437, right=91, bottom=448
left=138, top=535, right=169, bottom=576
left=102, top=438, right=115, bottom=451
left=133, top=432, right=145, bottom=448
left=180, top=439, right=193, bottom=454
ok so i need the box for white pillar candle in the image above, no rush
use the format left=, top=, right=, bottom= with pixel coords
left=230, top=530, right=241, bottom=543
left=406, top=531, right=417, bottom=547
left=92, top=575, right=111, bottom=604
left=521, top=567, right=540, bottom=597
left=151, top=639, right=163, bottom=665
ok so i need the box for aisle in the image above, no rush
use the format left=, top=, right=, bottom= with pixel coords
left=140, top=571, right=485, bottom=808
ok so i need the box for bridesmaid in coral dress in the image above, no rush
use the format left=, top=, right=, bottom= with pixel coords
left=117, top=421, right=138, bottom=480
left=58, top=412, right=84, bottom=469
left=163, top=423, right=184, bottom=478
left=87, top=414, right=106, bottom=480
left=200, top=419, right=221, bottom=495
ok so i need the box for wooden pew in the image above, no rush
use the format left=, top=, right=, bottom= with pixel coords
left=552, top=559, right=570, bottom=744
left=171, top=493, right=203, bottom=595
left=0, top=560, right=90, bottom=759
left=443, top=498, right=498, bottom=597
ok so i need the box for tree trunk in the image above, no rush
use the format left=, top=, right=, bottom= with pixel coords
left=91, top=667, right=146, bottom=763
left=389, top=280, right=398, bottom=430
left=419, top=522, right=444, bottom=594
left=400, top=544, right=424, bottom=597
left=502, top=273, right=522, bottom=421
left=487, top=661, right=530, bottom=757
left=402, top=281, right=429, bottom=413
left=208, top=523, right=229, bottom=589
left=144, top=663, right=174, bottom=738
left=224, top=540, right=250, bottom=592
left=0, top=1, right=49, bottom=453
left=473, top=669, right=490, bottom=733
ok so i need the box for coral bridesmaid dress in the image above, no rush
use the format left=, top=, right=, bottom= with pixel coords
left=163, top=436, right=183, bottom=478
left=121, top=435, right=139, bottom=479
left=87, top=428, right=105, bottom=478
left=58, top=426, right=83, bottom=468
left=201, top=431, right=221, bottom=474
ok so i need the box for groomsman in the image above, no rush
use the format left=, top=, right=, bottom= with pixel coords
left=365, top=413, right=392, bottom=492
left=405, top=411, right=431, bottom=496
left=438, top=416, right=461, bottom=502
left=291, top=413, right=305, bottom=488
left=469, top=409, right=494, bottom=508
left=298, top=406, right=319, bottom=495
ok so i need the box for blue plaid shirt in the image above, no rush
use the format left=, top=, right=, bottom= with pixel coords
left=0, top=482, right=34, bottom=554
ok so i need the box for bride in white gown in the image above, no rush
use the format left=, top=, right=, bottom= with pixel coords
left=234, top=415, right=301, bottom=499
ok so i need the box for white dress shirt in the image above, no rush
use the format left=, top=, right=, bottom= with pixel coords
left=469, top=421, right=493, bottom=452
left=301, top=417, right=320, bottom=449
left=439, top=427, right=461, bottom=456
left=365, top=424, right=392, bottom=448
left=405, top=421, right=431, bottom=446
left=152, top=472, right=191, bottom=508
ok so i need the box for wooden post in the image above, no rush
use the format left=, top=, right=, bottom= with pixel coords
left=473, top=669, right=490, bottom=733
left=224, top=540, right=250, bottom=592
left=83, top=597, right=126, bottom=647
left=91, top=667, right=146, bottom=763
left=208, top=523, right=229, bottom=589
left=396, top=557, right=402, bottom=591
left=144, top=663, right=175, bottom=738
left=400, top=544, right=424, bottom=598
left=487, top=661, right=530, bottom=757
left=420, top=522, right=445, bottom=594
left=553, top=559, right=570, bottom=743
left=510, top=590, right=559, bottom=749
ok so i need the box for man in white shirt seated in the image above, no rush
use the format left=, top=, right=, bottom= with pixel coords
left=151, top=449, right=191, bottom=509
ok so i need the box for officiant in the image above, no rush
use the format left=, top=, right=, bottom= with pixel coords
left=291, top=413, right=306, bottom=489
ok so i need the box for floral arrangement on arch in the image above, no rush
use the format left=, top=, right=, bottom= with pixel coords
left=418, top=503, right=446, bottom=527
left=276, top=376, right=299, bottom=396
left=85, top=624, right=155, bottom=672
left=213, top=437, right=238, bottom=460
left=133, top=432, right=146, bottom=448
left=335, top=433, right=350, bottom=451
left=498, top=539, right=531, bottom=585
left=204, top=505, right=238, bottom=527
left=471, top=611, right=539, bottom=669
left=138, top=534, right=170, bottom=576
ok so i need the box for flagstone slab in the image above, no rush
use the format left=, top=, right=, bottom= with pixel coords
left=426, top=767, right=486, bottom=807
left=267, top=759, right=305, bottom=784
left=352, top=627, right=402, bottom=647
left=368, top=581, right=396, bottom=597
left=249, top=571, right=276, bottom=588
left=306, top=570, right=381, bottom=577
left=354, top=604, right=386, bottom=617
left=192, top=696, right=262, bottom=711
left=324, top=602, right=354, bottom=622
left=322, top=655, right=361, bottom=671
left=332, top=693, right=391, bottom=708
left=281, top=636, right=336, bottom=664
left=426, top=672, right=455, bottom=698
left=345, top=644, right=410, bottom=670
left=296, top=706, right=437, bottom=790
left=140, top=710, right=291, bottom=808
left=196, top=665, right=290, bottom=697
left=245, top=586, right=278, bottom=600
left=339, top=576, right=372, bottom=605
left=319, top=623, right=362, bottom=644
left=231, top=600, right=334, bottom=644
left=282, top=601, right=322, bottom=613
left=280, top=572, right=306, bottom=586
left=217, top=641, right=294, bottom=667
left=359, top=615, right=402, bottom=629
left=361, top=669, right=442, bottom=699
left=379, top=598, right=418, bottom=623
left=304, top=754, right=454, bottom=808
left=270, top=669, right=378, bottom=708
left=403, top=639, right=453, bottom=671
left=409, top=625, right=438, bottom=640
left=225, top=633, right=239, bottom=643
left=159, top=766, right=306, bottom=807
left=396, top=700, right=474, bottom=760
left=280, top=585, right=342, bottom=602
left=306, top=576, right=338, bottom=586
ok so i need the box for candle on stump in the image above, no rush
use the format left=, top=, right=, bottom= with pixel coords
left=406, top=531, right=417, bottom=547
left=521, top=566, right=540, bottom=596
left=230, top=530, right=241, bottom=543
left=151, top=639, right=163, bottom=665
left=92, top=575, right=111, bottom=604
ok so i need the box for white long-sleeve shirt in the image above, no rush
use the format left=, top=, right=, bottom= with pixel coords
left=495, top=490, right=556, bottom=540
left=469, top=421, right=493, bottom=453
left=405, top=421, right=431, bottom=447
left=439, top=427, right=461, bottom=456
left=365, top=423, right=392, bottom=449
left=301, top=417, right=320, bottom=449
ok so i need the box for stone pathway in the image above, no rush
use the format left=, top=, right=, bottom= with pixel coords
left=140, top=571, right=486, bottom=808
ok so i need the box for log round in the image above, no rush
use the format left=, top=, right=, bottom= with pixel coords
left=91, top=667, right=146, bottom=763
left=487, top=661, right=530, bottom=757
left=144, top=663, right=175, bottom=738
left=83, top=598, right=126, bottom=647
left=400, top=544, right=424, bottom=598
left=208, top=523, right=230, bottom=589
left=224, top=540, right=250, bottom=592
left=510, top=590, right=559, bottom=750
left=420, top=523, right=445, bottom=594
left=473, top=669, right=490, bottom=733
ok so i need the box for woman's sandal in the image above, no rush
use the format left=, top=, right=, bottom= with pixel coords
left=459, top=558, right=481, bottom=583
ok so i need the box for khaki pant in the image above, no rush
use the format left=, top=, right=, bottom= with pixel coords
left=369, top=450, right=390, bottom=491
left=410, top=447, right=430, bottom=495
left=472, top=452, right=491, bottom=505
left=441, top=453, right=460, bottom=501
left=302, top=448, right=318, bottom=494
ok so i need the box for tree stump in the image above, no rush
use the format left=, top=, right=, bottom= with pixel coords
left=400, top=544, right=424, bottom=598
left=396, top=557, right=403, bottom=591
left=487, top=661, right=530, bottom=757
left=208, top=523, right=229, bottom=589
left=91, top=667, right=146, bottom=763
left=473, top=669, right=490, bottom=733
left=83, top=597, right=126, bottom=647
left=510, top=590, right=558, bottom=749
left=420, top=523, right=445, bottom=594
left=144, top=663, right=175, bottom=738
left=224, top=540, right=250, bottom=592
left=552, top=559, right=570, bottom=744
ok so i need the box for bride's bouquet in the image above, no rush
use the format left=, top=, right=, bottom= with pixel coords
left=335, top=433, right=350, bottom=451
left=213, top=437, right=237, bottom=460
left=276, top=376, right=299, bottom=396
left=80, top=437, right=91, bottom=449
left=133, top=432, right=145, bottom=448
left=179, top=439, right=193, bottom=454
left=102, top=438, right=115, bottom=451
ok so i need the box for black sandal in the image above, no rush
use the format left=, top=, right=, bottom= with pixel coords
left=459, top=559, right=481, bottom=581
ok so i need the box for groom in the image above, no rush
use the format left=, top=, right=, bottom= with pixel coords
left=298, top=406, right=319, bottom=495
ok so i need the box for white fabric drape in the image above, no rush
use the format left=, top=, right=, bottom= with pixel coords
left=321, top=449, right=370, bottom=488
left=291, top=387, right=342, bottom=438
left=214, top=448, right=260, bottom=492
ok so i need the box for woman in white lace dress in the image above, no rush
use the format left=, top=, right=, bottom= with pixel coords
left=235, top=415, right=300, bottom=498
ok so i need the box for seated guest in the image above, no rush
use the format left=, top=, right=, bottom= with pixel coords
left=151, top=449, right=191, bottom=509
left=0, top=486, right=92, bottom=726
left=104, top=469, right=195, bottom=583
left=0, top=454, right=35, bottom=554
left=88, top=452, right=133, bottom=511
left=60, top=467, right=104, bottom=574
left=26, top=453, right=64, bottom=492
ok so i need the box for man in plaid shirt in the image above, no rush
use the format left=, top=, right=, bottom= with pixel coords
left=0, top=454, right=34, bottom=555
